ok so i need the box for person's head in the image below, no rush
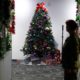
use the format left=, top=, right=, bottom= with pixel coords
left=65, top=20, right=78, bottom=35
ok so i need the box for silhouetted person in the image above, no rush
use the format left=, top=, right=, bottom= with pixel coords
left=62, top=20, right=80, bottom=80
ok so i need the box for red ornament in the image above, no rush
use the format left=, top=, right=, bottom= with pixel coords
left=9, top=20, right=15, bottom=34
left=9, top=26, right=15, bottom=34
left=12, top=20, right=15, bottom=26
left=36, top=2, right=47, bottom=12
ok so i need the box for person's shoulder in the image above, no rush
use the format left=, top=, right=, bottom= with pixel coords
left=65, top=36, right=76, bottom=44
left=65, top=37, right=71, bottom=42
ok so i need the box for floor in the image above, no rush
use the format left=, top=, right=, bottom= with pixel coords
left=12, top=60, right=80, bottom=80
left=12, top=61, right=64, bottom=80
left=0, top=51, right=80, bottom=80
left=0, top=51, right=12, bottom=80
left=1, top=51, right=64, bottom=80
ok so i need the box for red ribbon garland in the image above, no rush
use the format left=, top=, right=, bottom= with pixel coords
left=9, top=0, right=15, bottom=34
left=9, top=17, right=15, bottom=34
left=9, top=26, right=15, bottom=34
left=36, top=2, right=47, bottom=12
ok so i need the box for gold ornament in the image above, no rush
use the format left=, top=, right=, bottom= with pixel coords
left=45, top=27, right=51, bottom=30
left=33, top=45, right=37, bottom=49
left=11, top=9, right=15, bottom=16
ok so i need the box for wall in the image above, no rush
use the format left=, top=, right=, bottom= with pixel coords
left=12, top=0, right=76, bottom=59
left=0, top=51, right=11, bottom=80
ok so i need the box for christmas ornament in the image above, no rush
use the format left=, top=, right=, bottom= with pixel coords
left=9, top=19, right=15, bottom=34
left=36, top=2, right=47, bottom=12
left=38, top=25, right=42, bottom=28
left=46, top=46, right=51, bottom=49
left=33, top=45, right=37, bottom=49
left=9, top=26, right=15, bottom=34
left=44, top=29, right=51, bottom=35
left=32, top=22, right=35, bottom=25
left=45, top=27, right=51, bottom=30
left=11, top=9, right=15, bottom=16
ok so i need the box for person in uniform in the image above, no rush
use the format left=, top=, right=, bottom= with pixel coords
left=62, top=20, right=80, bottom=80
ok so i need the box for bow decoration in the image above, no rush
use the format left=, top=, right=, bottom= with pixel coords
left=36, top=2, right=47, bottom=12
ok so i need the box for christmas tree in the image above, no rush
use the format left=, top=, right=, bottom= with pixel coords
left=23, top=2, right=58, bottom=64
left=0, top=0, right=11, bottom=59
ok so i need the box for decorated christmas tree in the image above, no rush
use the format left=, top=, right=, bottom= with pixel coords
left=22, top=2, right=60, bottom=64
left=0, top=0, right=12, bottom=59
